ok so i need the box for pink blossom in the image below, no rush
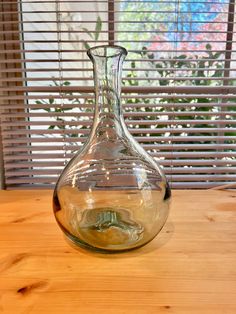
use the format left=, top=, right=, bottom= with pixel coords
left=148, top=14, right=227, bottom=57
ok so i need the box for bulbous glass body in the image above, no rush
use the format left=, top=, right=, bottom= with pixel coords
left=53, top=45, right=171, bottom=253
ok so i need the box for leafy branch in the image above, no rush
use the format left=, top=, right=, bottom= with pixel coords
left=81, top=16, right=102, bottom=50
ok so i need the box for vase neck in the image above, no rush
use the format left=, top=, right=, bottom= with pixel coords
left=88, top=45, right=127, bottom=137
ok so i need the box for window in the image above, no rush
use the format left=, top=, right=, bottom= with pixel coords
left=0, top=0, right=236, bottom=189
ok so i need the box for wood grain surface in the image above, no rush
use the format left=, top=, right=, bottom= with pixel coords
left=0, top=189, right=236, bottom=314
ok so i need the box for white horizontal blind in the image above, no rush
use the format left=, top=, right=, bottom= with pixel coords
left=0, top=0, right=236, bottom=189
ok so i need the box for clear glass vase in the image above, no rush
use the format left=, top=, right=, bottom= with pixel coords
left=53, top=45, right=171, bottom=253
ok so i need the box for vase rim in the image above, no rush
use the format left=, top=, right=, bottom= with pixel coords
left=87, top=45, right=127, bottom=59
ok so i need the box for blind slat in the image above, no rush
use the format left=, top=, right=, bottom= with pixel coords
left=2, top=77, right=236, bottom=83
left=1, top=30, right=235, bottom=35
left=2, top=111, right=235, bottom=118
left=4, top=159, right=236, bottom=168
left=3, top=151, right=236, bottom=160
left=0, top=63, right=235, bottom=69
left=0, top=102, right=234, bottom=108
left=1, top=86, right=236, bottom=94
left=1, top=20, right=234, bottom=24
left=1, top=1, right=233, bottom=3
left=3, top=143, right=236, bottom=153
left=2, top=39, right=236, bottom=45
left=2, top=127, right=236, bottom=135
left=4, top=176, right=236, bottom=185
left=3, top=136, right=236, bottom=145
left=2, top=10, right=234, bottom=14
left=5, top=166, right=236, bottom=176
left=2, top=120, right=236, bottom=128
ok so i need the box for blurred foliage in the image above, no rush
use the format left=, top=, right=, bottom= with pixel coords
left=81, top=16, right=102, bottom=50
left=33, top=18, right=235, bottom=154
left=122, top=44, right=236, bottom=148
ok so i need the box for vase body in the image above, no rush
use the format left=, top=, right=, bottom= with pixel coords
left=53, top=45, right=171, bottom=253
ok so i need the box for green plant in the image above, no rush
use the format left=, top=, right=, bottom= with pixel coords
left=32, top=80, right=92, bottom=142
left=81, top=16, right=102, bottom=50
left=122, top=44, right=236, bottom=151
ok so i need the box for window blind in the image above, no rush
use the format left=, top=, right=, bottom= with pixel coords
left=0, top=0, right=236, bottom=189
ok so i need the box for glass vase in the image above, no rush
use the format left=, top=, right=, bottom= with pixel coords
left=53, top=45, right=171, bottom=253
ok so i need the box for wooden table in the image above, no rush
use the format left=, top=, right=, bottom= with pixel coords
left=0, top=190, right=236, bottom=314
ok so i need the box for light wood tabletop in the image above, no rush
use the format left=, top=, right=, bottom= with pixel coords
left=0, top=189, right=236, bottom=314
